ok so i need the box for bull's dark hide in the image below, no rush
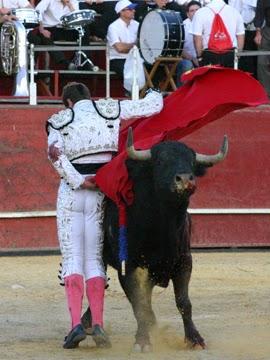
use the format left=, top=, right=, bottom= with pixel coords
left=82, top=140, right=224, bottom=351
left=103, top=141, right=206, bottom=287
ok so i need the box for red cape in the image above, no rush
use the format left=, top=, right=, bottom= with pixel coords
left=95, top=66, right=268, bottom=219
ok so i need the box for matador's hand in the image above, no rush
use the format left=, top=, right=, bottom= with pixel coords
left=81, top=176, right=99, bottom=190
left=48, top=141, right=61, bottom=162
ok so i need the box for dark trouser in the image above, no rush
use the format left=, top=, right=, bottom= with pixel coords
left=202, top=48, right=235, bottom=68
left=239, top=30, right=257, bottom=78
left=27, top=26, right=91, bottom=67
left=257, top=25, right=270, bottom=97
left=110, top=58, right=125, bottom=78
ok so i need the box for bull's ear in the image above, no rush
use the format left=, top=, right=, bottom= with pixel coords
left=194, top=164, right=208, bottom=177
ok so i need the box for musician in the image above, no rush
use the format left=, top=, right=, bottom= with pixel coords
left=135, top=0, right=186, bottom=23
left=191, top=0, right=245, bottom=67
left=228, top=0, right=257, bottom=77
left=176, top=0, right=201, bottom=87
left=27, top=0, right=91, bottom=70
left=107, top=0, right=139, bottom=86
left=80, top=0, right=118, bottom=41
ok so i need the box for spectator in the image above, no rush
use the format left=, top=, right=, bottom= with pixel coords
left=192, top=0, right=245, bottom=67
left=81, top=0, right=118, bottom=41
left=135, top=0, right=186, bottom=23
left=107, top=0, right=139, bottom=88
left=27, top=0, right=91, bottom=70
left=229, top=0, right=257, bottom=77
left=176, top=0, right=201, bottom=87
left=254, top=0, right=270, bottom=97
left=0, top=0, right=33, bottom=15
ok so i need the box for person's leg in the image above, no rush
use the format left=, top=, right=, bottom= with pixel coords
left=47, top=27, right=74, bottom=67
left=64, top=274, right=84, bottom=329
left=176, top=59, right=194, bottom=87
left=84, top=190, right=111, bottom=347
left=84, top=190, right=106, bottom=325
left=239, top=30, right=257, bottom=77
left=257, top=27, right=270, bottom=98
left=57, top=183, right=86, bottom=348
left=110, top=58, right=125, bottom=78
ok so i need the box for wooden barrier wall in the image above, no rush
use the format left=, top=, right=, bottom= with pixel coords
left=1, top=105, right=270, bottom=251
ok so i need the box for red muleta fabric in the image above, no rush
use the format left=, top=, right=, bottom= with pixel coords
left=95, top=66, right=268, bottom=225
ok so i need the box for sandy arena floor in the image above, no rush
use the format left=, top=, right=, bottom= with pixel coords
left=0, top=251, right=269, bottom=360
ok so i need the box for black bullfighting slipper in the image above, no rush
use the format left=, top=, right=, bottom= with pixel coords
left=91, top=324, right=112, bottom=348
left=63, top=324, right=86, bottom=349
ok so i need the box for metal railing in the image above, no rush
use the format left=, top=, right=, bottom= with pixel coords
left=28, top=42, right=113, bottom=105
left=20, top=44, right=270, bottom=105
left=234, top=49, right=270, bottom=69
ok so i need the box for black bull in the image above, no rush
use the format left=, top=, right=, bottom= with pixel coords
left=82, top=129, right=228, bottom=352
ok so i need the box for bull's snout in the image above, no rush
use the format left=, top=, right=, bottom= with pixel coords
left=174, top=173, right=196, bottom=193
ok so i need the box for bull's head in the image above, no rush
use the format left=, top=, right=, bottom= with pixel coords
left=126, top=127, right=228, bottom=201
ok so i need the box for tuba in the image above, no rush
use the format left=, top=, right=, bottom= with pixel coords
left=0, top=20, right=29, bottom=96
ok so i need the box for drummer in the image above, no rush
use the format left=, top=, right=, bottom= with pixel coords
left=27, top=0, right=91, bottom=70
left=80, top=0, right=118, bottom=41
left=135, top=0, right=186, bottom=23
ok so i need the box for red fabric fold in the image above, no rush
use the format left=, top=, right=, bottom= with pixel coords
left=95, top=66, right=268, bottom=210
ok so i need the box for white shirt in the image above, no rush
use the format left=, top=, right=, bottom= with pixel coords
left=183, top=18, right=196, bottom=58
left=191, top=0, right=245, bottom=49
left=107, top=17, right=139, bottom=60
left=36, top=0, right=79, bottom=28
left=229, top=0, right=256, bottom=24
left=1, top=0, right=30, bottom=8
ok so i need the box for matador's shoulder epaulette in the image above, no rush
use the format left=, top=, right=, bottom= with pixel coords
left=92, top=98, right=120, bottom=120
left=46, top=108, right=74, bottom=134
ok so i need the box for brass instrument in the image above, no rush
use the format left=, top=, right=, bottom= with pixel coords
left=0, top=20, right=29, bottom=96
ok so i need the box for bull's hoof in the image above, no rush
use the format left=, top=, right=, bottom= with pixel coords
left=133, top=342, right=153, bottom=353
left=185, top=333, right=206, bottom=349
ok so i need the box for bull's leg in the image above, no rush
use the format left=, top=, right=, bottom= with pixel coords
left=81, top=307, right=92, bottom=334
left=118, top=267, right=156, bottom=352
left=172, top=254, right=205, bottom=349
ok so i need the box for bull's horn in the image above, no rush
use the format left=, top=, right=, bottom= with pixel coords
left=126, top=127, right=151, bottom=161
left=196, top=135, right=228, bottom=166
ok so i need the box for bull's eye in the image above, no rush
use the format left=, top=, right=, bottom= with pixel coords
left=175, top=175, right=182, bottom=182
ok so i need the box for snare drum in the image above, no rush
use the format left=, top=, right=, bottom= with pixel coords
left=60, top=10, right=96, bottom=28
left=11, top=8, right=40, bottom=29
left=138, top=10, right=185, bottom=64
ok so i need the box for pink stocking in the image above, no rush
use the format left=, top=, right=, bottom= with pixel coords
left=64, top=274, right=84, bottom=329
left=86, top=277, right=105, bottom=327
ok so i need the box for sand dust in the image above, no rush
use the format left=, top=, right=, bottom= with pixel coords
left=0, top=251, right=270, bottom=360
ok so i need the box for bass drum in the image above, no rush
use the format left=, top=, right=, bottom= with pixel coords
left=61, top=9, right=96, bottom=28
left=138, top=9, right=185, bottom=65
